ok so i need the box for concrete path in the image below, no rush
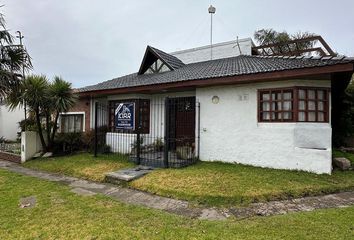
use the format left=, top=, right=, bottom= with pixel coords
left=1, top=160, right=354, bottom=221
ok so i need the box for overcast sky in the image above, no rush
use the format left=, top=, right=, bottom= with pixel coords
left=3, top=0, right=354, bottom=88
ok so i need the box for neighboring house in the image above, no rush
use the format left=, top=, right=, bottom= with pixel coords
left=0, top=97, right=23, bottom=141
left=62, top=38, right=354, bottom=174
left=58, top=95, right=90, bottom=133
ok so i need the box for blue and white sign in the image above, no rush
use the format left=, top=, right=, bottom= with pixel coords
left=115, top=102, right=135, bottom=130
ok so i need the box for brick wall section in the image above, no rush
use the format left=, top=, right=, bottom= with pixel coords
left=0, top=151, right=21, bottom=163
left=68, top=97, right=91, bottom=132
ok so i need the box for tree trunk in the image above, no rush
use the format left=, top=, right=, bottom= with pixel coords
left=45, top=111, right=51, bottom=147
left=50, top=111, right=60, bottom=144
left=35, top=107, right=48, bottom=152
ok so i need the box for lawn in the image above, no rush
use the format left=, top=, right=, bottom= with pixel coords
left=0, top=169, right=354, bottom=239
left=23, top=153, right=134, bottom=182
left=24, top=152, right=354, bottom=207
left=131, top=161, right=354, bottom=207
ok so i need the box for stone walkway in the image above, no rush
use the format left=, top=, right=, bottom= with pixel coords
left=1, top=160, right=354, bottom=221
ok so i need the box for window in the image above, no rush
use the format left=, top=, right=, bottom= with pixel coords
left=60, top=114, right=84, bottom=132
left=259, top=89, right=294, bottom=122
left=109, top=99, right=150, bottom=134
left=297, top=89, right=328, bottom=122
left=258, top=87, right=329, bottom=123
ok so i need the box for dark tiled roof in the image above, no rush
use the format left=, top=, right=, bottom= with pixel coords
left=149, top=46, right=185, bottom=70
left=79, top=55, right=354, bottom=93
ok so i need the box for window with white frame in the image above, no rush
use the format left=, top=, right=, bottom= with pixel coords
left=60, top=113, right=84, bottom=133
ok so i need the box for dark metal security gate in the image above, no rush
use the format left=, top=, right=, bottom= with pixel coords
left=94, top=97, right=200, bottom=168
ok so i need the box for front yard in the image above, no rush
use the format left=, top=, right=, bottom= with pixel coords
left=23, top=153, right=134, bottom=182
left=24, top=152, right=354, bottom=207
left=1, top=169, right=354, bottom=239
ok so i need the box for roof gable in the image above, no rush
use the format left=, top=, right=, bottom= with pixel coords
left=138, top=46, right=185, bottom=75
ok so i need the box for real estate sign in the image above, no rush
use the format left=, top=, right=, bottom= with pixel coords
left=115, top=102, right=135, bottom=130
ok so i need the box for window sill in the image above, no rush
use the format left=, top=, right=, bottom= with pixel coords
left=257, top=122, right=331, bottom=128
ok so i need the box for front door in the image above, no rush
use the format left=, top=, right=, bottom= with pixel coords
left=168, top=97, right=196, bottom=150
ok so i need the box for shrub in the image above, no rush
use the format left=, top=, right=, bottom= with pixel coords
left=53, top=132, right=83, bottom=154
left=82, top=130, right=95, bottom=152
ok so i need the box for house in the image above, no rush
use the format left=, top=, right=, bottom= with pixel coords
left=63, top=38, right=354, bottom=174
left=0, top=97, right=23, bottom=141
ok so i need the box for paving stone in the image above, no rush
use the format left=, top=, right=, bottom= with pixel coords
left=105, top=166, right=154, bottom=183
left=2, top=160, right=354, bottom=221
left=42, top=152, right=53, bottom=158
left=69, top=180, right=106, bottom=189
left=71, top=188, right=97, bottom=196
left=32, top=152, right=42, bottom=158
left=198, top=208, right=227, bottom=220
left=19, top=196, right=36, bottom=208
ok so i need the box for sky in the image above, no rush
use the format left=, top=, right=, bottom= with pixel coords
left=3, top=0, right=354, bottom=88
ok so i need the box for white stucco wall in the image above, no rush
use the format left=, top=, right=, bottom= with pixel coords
left=196, top=79, right=332, bottom=174
left=0, top=105, right=24, bottom=141
left=170, top=38, right=254, bottom=64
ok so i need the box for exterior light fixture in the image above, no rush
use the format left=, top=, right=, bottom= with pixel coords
left=212, top=96, right=219, bottom=104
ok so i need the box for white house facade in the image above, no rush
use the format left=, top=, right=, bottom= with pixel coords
left=62, top=39, right=354, bottom=174
left=0, top=97, right=23, bottom=141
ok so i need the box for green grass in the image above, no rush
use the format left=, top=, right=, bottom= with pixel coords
left=131, top=161, right=354, bottom=207
left=0, top=169, right=354, bottom=239
left=333, top=149, right=354, bottom=165
left=24, top=153, right=354, bottom=207
left=24, top=153, right=134, bottom=182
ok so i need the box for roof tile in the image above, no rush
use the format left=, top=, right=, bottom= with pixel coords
left=79, top=54, right=354, bottom=93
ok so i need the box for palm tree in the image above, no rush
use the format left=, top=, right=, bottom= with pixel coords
left=48, top=76, right=77, bottom=148
left=20, top=75, right=49, bottom=151
left=8, top=75, right=76, bottom=152
left=0, top=9, right=32, bottom=97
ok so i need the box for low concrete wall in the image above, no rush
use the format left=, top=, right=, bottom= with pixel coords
left=21, top=131, right=43, bottom=163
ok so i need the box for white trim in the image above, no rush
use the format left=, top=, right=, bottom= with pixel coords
left=59, top=111, right=86, bottom=132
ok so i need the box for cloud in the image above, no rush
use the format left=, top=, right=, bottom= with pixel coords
left=3, top=0, right=354, bottom=87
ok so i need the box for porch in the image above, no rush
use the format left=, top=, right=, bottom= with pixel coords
left=94, top=96, right=200, bottom=168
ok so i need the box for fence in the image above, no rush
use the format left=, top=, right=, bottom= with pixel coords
left=94, top=97, right=200, bottom=168
left=0, top=142, right=21, bottom=155
left=0, top=142, right=21, bottom=163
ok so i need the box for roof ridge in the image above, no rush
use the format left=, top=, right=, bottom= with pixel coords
left=249, top=54, right=354, bottom=62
